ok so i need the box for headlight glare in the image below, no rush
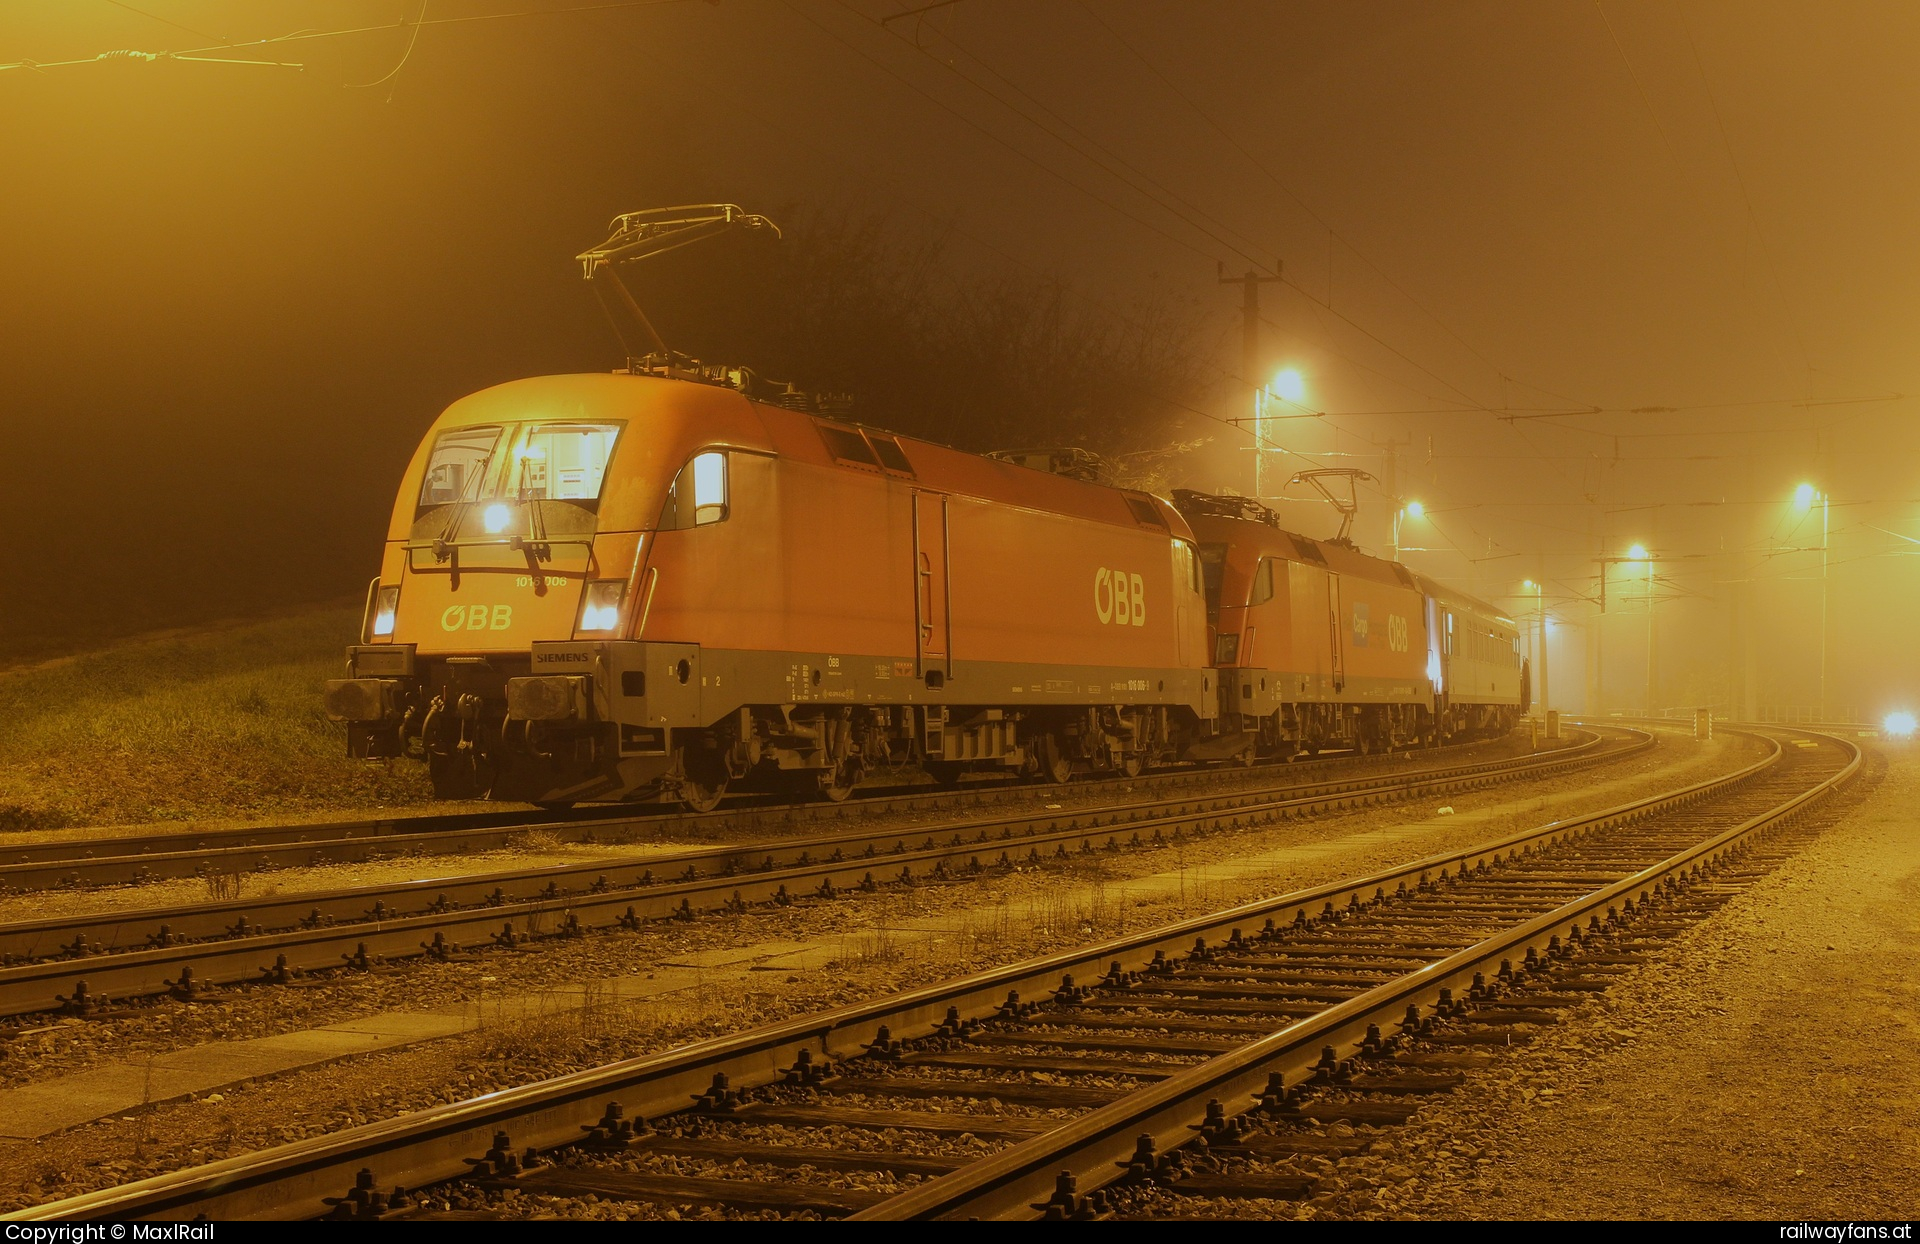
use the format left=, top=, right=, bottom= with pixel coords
left=578, top=579, right=626, bottom=634
left=371, top=585, right=400, bottom=638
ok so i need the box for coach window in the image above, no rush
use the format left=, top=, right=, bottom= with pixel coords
left=1248, top=557, right=1276, bottom=606
left=660, top=450, right=730, bottom=529
left=419, top=425, right=503, bottom=508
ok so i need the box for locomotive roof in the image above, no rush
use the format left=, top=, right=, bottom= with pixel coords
left=1175, top=500, right=1514, bottom=629
left=423, top=372, right=1195, bottom=539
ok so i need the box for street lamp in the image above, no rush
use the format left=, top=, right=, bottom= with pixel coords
left=1792, top=483, right=1830, bottom=720
left=1391, top=499, right=1424, bottom=562
left=1252, top=367, right=1306, bottom=500
left=1522, top=579, right=1548, bottom=723
left=1640, top=548, right=1656, bottom=715
left=1593, top=544, right=1651, bottom=716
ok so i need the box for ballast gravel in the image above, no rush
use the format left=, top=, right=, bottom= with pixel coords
left=0, top=729, right=1750, bottom=1211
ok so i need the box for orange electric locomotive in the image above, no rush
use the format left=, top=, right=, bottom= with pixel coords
left=325, top=369, right=1217, bottom=808
left=1173, top=490, right=1524, bottom=758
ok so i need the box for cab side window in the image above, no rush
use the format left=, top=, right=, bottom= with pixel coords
left=1248, top=557, right=1276, bottom=606
left=659, top=450, right=730, bottom=529
left=1171, top=538, right=1203, bottom=595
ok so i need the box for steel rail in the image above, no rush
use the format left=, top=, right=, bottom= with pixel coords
left=857, top=729, right=1860, bottom=1220
left=0, top=730, right=1615, bottom=962
left=0, top=740, right=1487, bottom=891
left=3, top=725, right=1798, bottom=1222
left=0, top=731, right=1631, bottom=1016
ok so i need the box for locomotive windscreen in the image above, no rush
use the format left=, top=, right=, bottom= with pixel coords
left=419, top=425, right=502, bottom=507
left=513, top=424, right=621, bottom=501
left=416, top=422, right=623, bottom=513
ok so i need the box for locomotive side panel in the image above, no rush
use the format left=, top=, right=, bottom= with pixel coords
left=947, top=496, right=1186, bottom=671
left=639, top=451, right=916, bottom=660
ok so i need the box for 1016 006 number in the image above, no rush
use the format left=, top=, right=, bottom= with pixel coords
left=1094, top=568, right=1146, bottom=627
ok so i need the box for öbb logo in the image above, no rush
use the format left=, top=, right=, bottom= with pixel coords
left=1387, top=614, right=1410, bottom=653
left=1093, top=568, right=1146, bottom=627
left=441, top=604, right=514, bottom=632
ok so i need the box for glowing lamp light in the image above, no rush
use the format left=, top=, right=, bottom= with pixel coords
left=483, top=503, right=511, bottom=534
left=1404, top=500, right=1424, bottom=518
left=580, top=601, right=620, bottom=632
left=1522, top=579, right=1536, bottom=591
left=1628, top=543, right=1648, bottom=561
left=1271, top=368, right=1306, bottom=403
left=577, top=580, right=627, bottom=635
left=370, top=585, right=400, bottom=638
left=1794, top=482, right=1817, bottom=511
left=1883, top=711, right=1916, bottom=738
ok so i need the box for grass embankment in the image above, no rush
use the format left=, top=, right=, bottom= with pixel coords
left=0, top=608, right=433, bottom=833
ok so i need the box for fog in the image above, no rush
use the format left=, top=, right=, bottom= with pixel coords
left=3, top=1, right=1916, bottom=720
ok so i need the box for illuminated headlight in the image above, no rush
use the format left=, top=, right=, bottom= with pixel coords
left=1884, top=711, right=1915, bottom=738
left=371, top=585, right=401, bottom=638
left=483, top=503, right=512, bottom=534
left=577, top=580, right=626, bottom=634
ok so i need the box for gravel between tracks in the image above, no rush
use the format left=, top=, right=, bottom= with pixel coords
left=0, top=739, right=1538, bottom=926
left=1289, top=740, right=1920, bottom=1221
left=0, top=729, right=1745, bottom=1211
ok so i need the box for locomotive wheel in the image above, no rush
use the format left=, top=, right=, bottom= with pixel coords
left=677, top=745, right=728, bottom=813
left=681, top=774, right=726, bottom=814
left=1037, top=734, right=1072, bottom=785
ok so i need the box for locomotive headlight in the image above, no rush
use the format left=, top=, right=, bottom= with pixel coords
left=577, top=579, right=627, bottom=634
left=1884, top=711, right=1915, bottom=738
left=483, top=503, right=512, bottom=535
left=371, top=585, right=401, bottom=638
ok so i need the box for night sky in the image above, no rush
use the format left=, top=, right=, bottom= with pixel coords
left=4, top=1, right=1918, bottom=718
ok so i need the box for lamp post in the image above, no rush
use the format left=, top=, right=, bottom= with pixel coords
left=1794, top=484, right=1829, bottom=720
left=1392, top=499, right=1424, bottom=563
left=1592, top=544, right=1649, bottom=716
left=1253, top=367, right=1306, bottom=502
left=1522, top=579, right=1548, bottom=722
left=1636, top=545, right=1655, bottom=716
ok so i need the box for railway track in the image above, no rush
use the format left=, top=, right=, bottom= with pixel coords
left=3, top=740, right=1489, bottom=893
left=1, top=724, right=1853, bottom=1222
left=0, top=729, right=1634, bottom=1018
